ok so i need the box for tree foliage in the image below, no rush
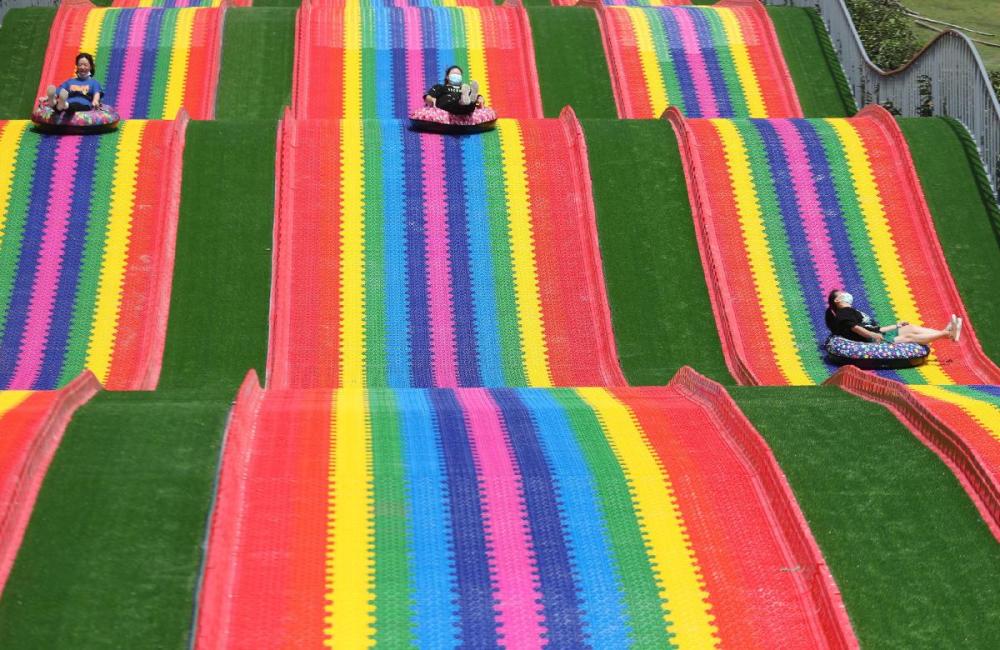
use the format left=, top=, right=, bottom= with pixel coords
left=845, top=0, right=921, bottom=70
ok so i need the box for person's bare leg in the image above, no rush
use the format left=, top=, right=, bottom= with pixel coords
left=45, top=85, right=57, bottom=108
left=895, top=323, right=952, bottom=344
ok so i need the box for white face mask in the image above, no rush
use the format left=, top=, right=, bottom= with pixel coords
left=838, top=292, right=854, bottom=307
left=447, top=73, right=462, bottom=85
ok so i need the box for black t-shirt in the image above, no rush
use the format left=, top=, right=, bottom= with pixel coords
left=426, top=83, right=462, bottom=101
left=825, top=306, right=879, bottom=342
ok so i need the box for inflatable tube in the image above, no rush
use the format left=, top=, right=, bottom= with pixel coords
left=31, top=99, right=120, bottom=135
left=408, top=106, right=498, bottom=134
left=825, top=335, right=929, bottom=370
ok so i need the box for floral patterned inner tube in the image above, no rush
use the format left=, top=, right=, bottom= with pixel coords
left=825, top=335, right=930, bottom=369
left=31, top=99, right=120, bottom=134
left=409, top=106, right=497, bottom=134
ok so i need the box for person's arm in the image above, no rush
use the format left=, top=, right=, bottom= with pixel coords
left=93, top=92, right=102, bottom=108
left=878, top=321, right=907, bottom=333
left=852, top=325, right=884, bottom=342
left=424, top=85, right=441, bottom=106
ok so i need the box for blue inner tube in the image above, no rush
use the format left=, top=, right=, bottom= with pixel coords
left=825, top=335, right=929, bottom=369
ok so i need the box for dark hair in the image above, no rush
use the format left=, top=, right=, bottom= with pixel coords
left=827, top=289, right=842, bottom=310
left=443, top=65, right=463, bottom=85
left=76, top=52, right=96, bottom=76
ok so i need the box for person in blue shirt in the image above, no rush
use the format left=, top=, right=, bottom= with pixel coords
left=44, top=52, right=104, bottom=113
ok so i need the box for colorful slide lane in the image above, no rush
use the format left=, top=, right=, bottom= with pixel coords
left=0, top=118, right=187, bottom=390
left=269, top=111, right=623, bottom=388
left=195, top=369, right=853, bottom=648
left=292, top=0, right=544, bottom=119
left=38, top=0, right=225, bottom=120
left=831, top=366, right=1000, bottom=541
left=598, top=0, right=802, bottom=119
left=671, top=105, right=1000, bottom=386
left=0, top=372, right=99, bottom=596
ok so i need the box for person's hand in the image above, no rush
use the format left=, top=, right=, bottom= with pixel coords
left=870, top=332, right=885, bottom=343
left=475, top=95, right=484, bottom=108
left=424, top=95, right=435, bottom=107
left=897, top=321, right=908, bottom=328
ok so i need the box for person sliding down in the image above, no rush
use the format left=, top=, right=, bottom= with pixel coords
left=825, top=289, right=961, bottom=346
left=43, top=52, right=104, bottom=114
left=423, top=66, right=484, bottom=116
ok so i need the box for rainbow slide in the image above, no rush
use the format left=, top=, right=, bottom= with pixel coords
left=597, top=0, right=801, bottom=119
left=292, top=1, right=544, bottom=119
left=268, top=110, right=623, bottom=388
left=38, top=0, right=226, bottom=120
left=0, top=119, right=186, bottom=391
left=0, top=372, right=99, bottom=594
left=670, top=106, right=1000, bottom=386
left=194, top=370, right=852, bottom=648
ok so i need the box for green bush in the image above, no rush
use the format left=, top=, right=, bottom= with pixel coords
left=991, top=70, right=1000, bottom=102
left=845, top=0, right=921, bottom=70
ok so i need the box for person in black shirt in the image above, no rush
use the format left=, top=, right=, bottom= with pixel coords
left=424, top=65, right=484, bottom=116
left=825, top=289, right=961, bottom=345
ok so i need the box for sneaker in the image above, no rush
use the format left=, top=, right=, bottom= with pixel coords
left=45, top=85, right=56, bottom=107
left=954, top=317, right=963, bottom=343
left=56, top=88, right=69, bottom=111
left=460, top=81, right=478, bottom=106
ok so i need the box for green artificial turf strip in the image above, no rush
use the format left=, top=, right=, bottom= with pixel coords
left=0, top=389, right=230, bottom=649
left=767, top=7, right=856, bottom=117
left=158, top=120, right=275, bottom=389
left=732, top=386, right=1000, bottom=647
left=0, top=9, right=55, bottom=119
left=581, top=119, right=731, bottom=385
left=899, top=117, right=1000, bottom=365
left=527, top=7, right=616, bottom=118
left=216, top=8, right=296, bottom=120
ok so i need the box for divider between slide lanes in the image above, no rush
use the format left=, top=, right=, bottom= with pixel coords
left=829, top=365, right=1000, bottom=541
left=670, top=105, right=1000, bottom=386
left=269, top=109, right=623, bottom=388
left=195, top=369, right=854, bottom=648
left=38, top=0, right=225, bottom=119
left=597, top=0, right=801, bottom=118
left=0, top=118, right=187, bottom=390
left=292, top=0, right=544, bottom=119
left=0, top=371, right=99, bottom=596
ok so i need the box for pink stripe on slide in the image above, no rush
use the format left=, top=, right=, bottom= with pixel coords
left=674, top=9, right=718, bottom=117
left=10, top=137, right=82, bottom=389
left=404, top=7, right=425, bottom=116
left=772, top=120, right=843, bottom=294
left=457, top=389, right=544, bottom=649
left=116, top=8, right=151, bottom=119
left=420, top=135, right=459, bottom=386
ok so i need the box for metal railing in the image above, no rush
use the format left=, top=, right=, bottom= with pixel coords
left=0, top=0, right=58, bottom=26
left=767, top=0, right=1000, bottom=198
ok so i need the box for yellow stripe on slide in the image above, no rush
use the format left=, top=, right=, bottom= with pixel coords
left=342, top=3, right=363, bottom=120
left=325, top=389, right=375, bottom=647
left=577, top=388, right=718, bottom=647
left=0, top=391, right=32, bottom=420
left=911, top=386, right=1000, bottom=442
left=162, top=8, right=196, bottom=120
left=80, top=8, right=108, bottom=59
left=712, top=120, right=812, bottom=385
left=0, top=122, right=29, bottom=240
left=339, top=120, right=366, bottom=387
left=627, top=7, right=669, bottom=117
left=498, top=121, right=551, bottom=387
left=460, top=7, right=490, bottom=107
left=85, top=121, right=145, bottom=385
left=827, top=120, right=949, bottom=384
left=716, top=8, right=766, bottom=117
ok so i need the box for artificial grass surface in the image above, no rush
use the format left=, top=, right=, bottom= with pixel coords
left=581, top=119, right=731, bottom=385
left=158, top=120, right=275, bottom=389
left=0, top=390, right=230, bottom=649
left=767, top=6, right=856, bottom=117
left=732, top=386, right=1000, bottom=648
left=527, top=7, right=617, bottom=118
left=900, top=117, right=1000, bottom=366
left=216, top=8, right=296, bottom=120
left=0, top=8, right=55, bottom=119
